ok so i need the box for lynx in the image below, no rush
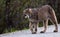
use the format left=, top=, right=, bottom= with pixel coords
left=23, top=5, right=58, bottom=34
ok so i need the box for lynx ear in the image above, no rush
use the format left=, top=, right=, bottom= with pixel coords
left=29, top=9, right=32, bottom=13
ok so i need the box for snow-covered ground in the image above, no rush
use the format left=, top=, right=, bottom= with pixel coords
left=0, top=24, right=60, bottom=37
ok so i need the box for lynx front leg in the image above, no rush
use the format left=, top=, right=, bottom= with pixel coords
left=29, top=22, right=38, bottom=34
left=29, top=22, right=34, bottom=34
left=33, top=22, right=38, bottom=34
left=40, top=19, right=48, bottom=33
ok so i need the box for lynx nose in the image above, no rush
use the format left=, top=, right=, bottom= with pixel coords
left=23, top=14, right=29, bottom=19
left=25, top=15, right=29, bottom=19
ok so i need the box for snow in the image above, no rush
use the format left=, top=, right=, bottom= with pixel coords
left=0, top=24, right=60, bottom=37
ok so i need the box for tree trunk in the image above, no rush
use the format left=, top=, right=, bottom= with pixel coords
left=5, top=0, right=12, bottom=32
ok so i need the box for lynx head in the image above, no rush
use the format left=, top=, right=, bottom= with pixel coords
left=23, top=8, right=32, bottom=19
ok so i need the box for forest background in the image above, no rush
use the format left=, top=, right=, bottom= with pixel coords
left=0, top=0, right=60, bottom=34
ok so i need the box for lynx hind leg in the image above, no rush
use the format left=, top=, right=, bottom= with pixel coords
left=50, top=17, right=58, bottom=32
left=40, top=19, right=48, bottom=33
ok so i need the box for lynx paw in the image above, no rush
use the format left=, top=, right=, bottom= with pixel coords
left=53, top=30, right=58, bottom=32
left=40, top=31, right=45, bottom=33
left=32, top=32, right=36, bottom=34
